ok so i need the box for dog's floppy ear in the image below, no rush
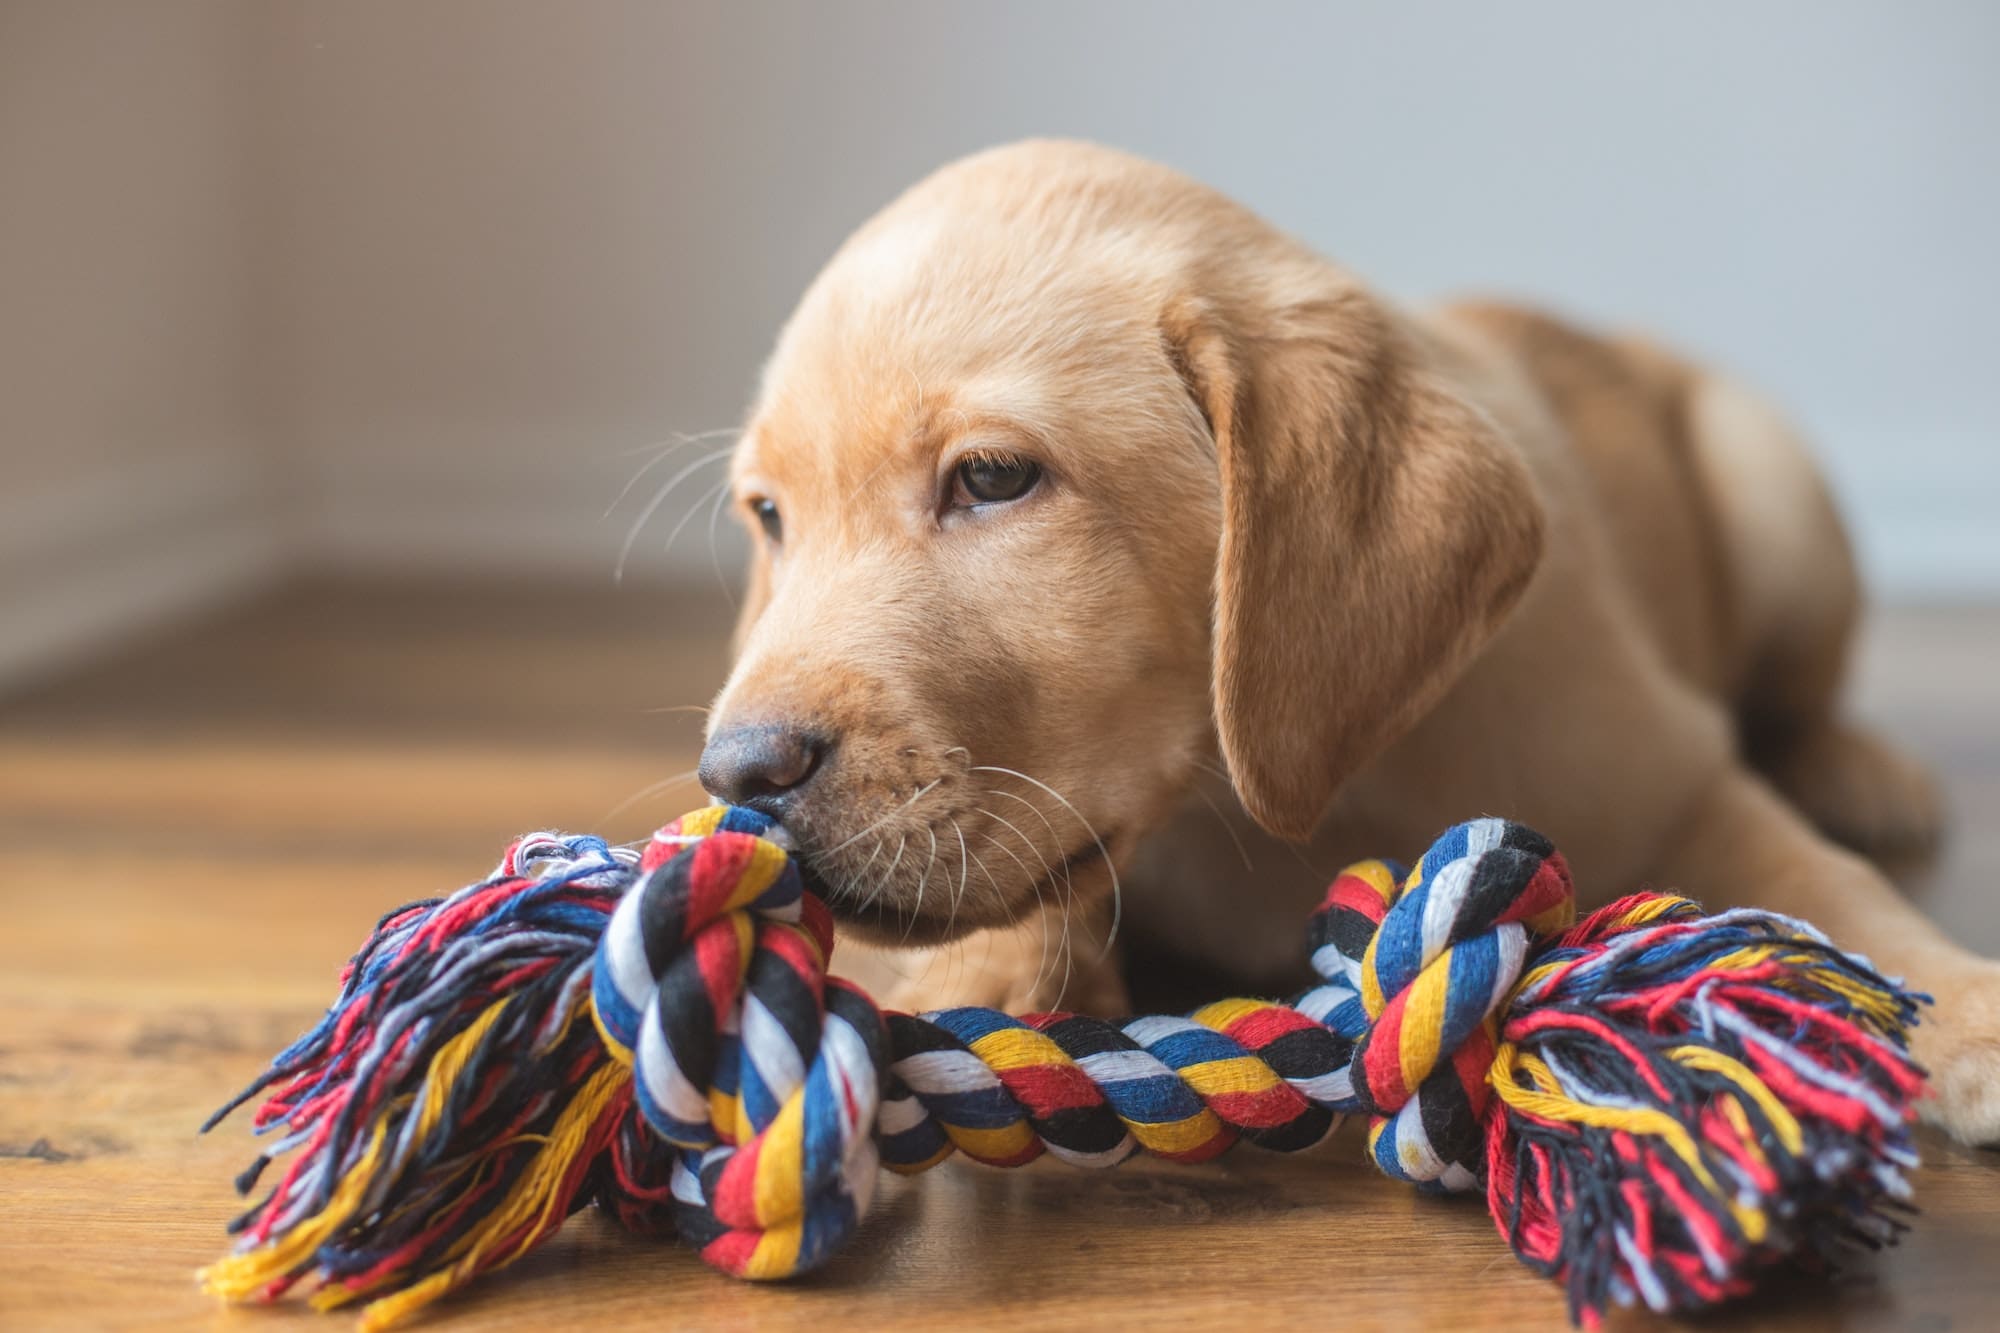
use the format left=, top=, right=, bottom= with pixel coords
left=1165, top=285, right=1546, bottom=841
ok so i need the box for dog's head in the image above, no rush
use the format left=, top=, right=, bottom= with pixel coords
left=700, top=141, right=1543, bottom=944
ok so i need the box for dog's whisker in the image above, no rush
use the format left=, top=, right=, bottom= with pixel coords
left=972, top=820, right=1042, bottom=969
left=597, top=767, right=701, bottom=828
left=980, top=832, right=1064, bottom=996
left=854, top=833, right=905, bottom=926
left=983, top=806, right=1064, bottom=898
left=985, top=801, right=1081, bottom=979
left=660, top=474, right=734, bottom=556
left=615, top=447, right=734, bottom=582
left=1038, top=823, right=1078, bottom=1004
left=604, top=445, right=683, bottom=519
left=1190, top=756, right=1233, bottom=785
left=819, top=778, right=942, bottom=858
left=980, top=788, right=1066, bottom=868
left=1282, top=839, right=1324, bottom=879
left=1059, top=847, right=1081, bottom=994
left=850, top=834, right=888, bottom=896
left=975, top=825, right=1038, bottom=889
left=607, top=426, right=742, bottom=460
left=602, top=427, right=739, bottom=516
left=1189, top=781, right=1255, bottom=873
left=640, top=702, right=712, bottom=717
left=600, top=430, right=732, bottom=518
left=944, top=817, right=972, bottom=941
left=971, top=765, right=1121, bottom=956
left=704, top=475, right=738, bottom=608
left=966, top=839, right=1006, bottom=917
left=981, top=786, right=1080, bottom=947
left=1044, top=896, right=1076, bottom=1013
left=877, top=834, right=908, bottom=903
left=978, top=824, right=1061, bottom=1003
left=897, top=826, right=938, bottom=922
left=858, top=850, right=888, bottom=913
left=967, top=835, right=1001, bottom=896
left=902, top=828, right=938, bottom=946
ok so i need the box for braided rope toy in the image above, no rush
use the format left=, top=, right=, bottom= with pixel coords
left=202, top=806, right=1927, bottom=1328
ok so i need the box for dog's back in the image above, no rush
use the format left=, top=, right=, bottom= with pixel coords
left=1440, top=299, right=1939, bottom=854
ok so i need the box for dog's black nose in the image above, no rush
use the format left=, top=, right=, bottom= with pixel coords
left=698, top=723, right=831, bottom=816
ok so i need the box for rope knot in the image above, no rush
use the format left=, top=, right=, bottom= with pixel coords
left=590, top=806, right=887, bottom=1277
left=1302, top=817, right=1574, bottom=1189
left=206, top=807, right=1928, bottom=1327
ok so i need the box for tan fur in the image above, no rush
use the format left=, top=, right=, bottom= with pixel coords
left=708, top=140, right=1991, bottom=1141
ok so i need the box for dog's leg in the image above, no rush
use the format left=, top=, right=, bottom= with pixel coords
left=1734, top=525, right=1943, bottom=854
left=1757, top=720, right=1945, bottom=857
left=1691, top=371, right=1944, bottom=855
left=1647, top=766, right=2000, bottom=1143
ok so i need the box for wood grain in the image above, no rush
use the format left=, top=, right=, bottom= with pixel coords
left=4, top=582, right=1998, bottom=1331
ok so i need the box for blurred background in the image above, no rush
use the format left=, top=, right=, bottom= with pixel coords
left=5, top=0, right=1999, bottom=690
left=5, top=9, right=1998, bottom=1317
left=1, top=0, right=1996, bottom=866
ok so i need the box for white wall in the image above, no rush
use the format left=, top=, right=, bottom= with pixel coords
left=3, top=3, right=1995, bottom=686
left=262, top=0, right=2000, bottom=595
left=0, top=1, right=281, bottom=684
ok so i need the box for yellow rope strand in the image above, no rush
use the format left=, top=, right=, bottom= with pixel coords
left=350, top=1058, right=627, bottom=1331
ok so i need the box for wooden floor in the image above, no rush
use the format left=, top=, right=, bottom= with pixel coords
left=4, top=579, right=1999, bottom=1331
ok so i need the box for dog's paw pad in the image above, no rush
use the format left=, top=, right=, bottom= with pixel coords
left=1912, top=965, right=2000, bottom=1147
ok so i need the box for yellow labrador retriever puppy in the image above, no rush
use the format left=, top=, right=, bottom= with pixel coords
left=696, top=140, right=1996, bottom=1142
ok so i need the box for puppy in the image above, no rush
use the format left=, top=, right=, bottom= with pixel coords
left=697, top=140, right=1998, bottom=1143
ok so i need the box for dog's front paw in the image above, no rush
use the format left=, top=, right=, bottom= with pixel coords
left=1912, top=961, right=2000, bottom=1145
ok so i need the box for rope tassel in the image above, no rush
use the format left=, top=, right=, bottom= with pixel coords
left=202, top=807, right=1927, bottom=1329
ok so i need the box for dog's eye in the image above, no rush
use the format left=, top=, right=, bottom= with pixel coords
left=954, top=454, right=1042, bottom=506
left=750, top=497, right=782, bottom=542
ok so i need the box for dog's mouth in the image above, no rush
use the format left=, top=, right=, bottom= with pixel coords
left=806, top=828, right=1112, bottom=945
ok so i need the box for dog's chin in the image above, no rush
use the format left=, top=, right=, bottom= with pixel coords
left=806, top=865, right=1024, bottom=945
left=823, top=903, right=998, bottom=948
left=810, top=839, right=1110, bottom=949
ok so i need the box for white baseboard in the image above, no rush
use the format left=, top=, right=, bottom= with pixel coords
left=0, top=450, right=290, bottom=689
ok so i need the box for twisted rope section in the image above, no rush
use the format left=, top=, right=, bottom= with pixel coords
left=1296, top=819, right=1576, bottom=1189
left=590, top=805, right=886, bottom=1278
left=877, top=999, right=1348, bottom=1173
left=204, top=809, right=1927, bottom=1330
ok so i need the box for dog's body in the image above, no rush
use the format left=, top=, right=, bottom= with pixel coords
left=700, top=140, right=1999, bottom=1141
